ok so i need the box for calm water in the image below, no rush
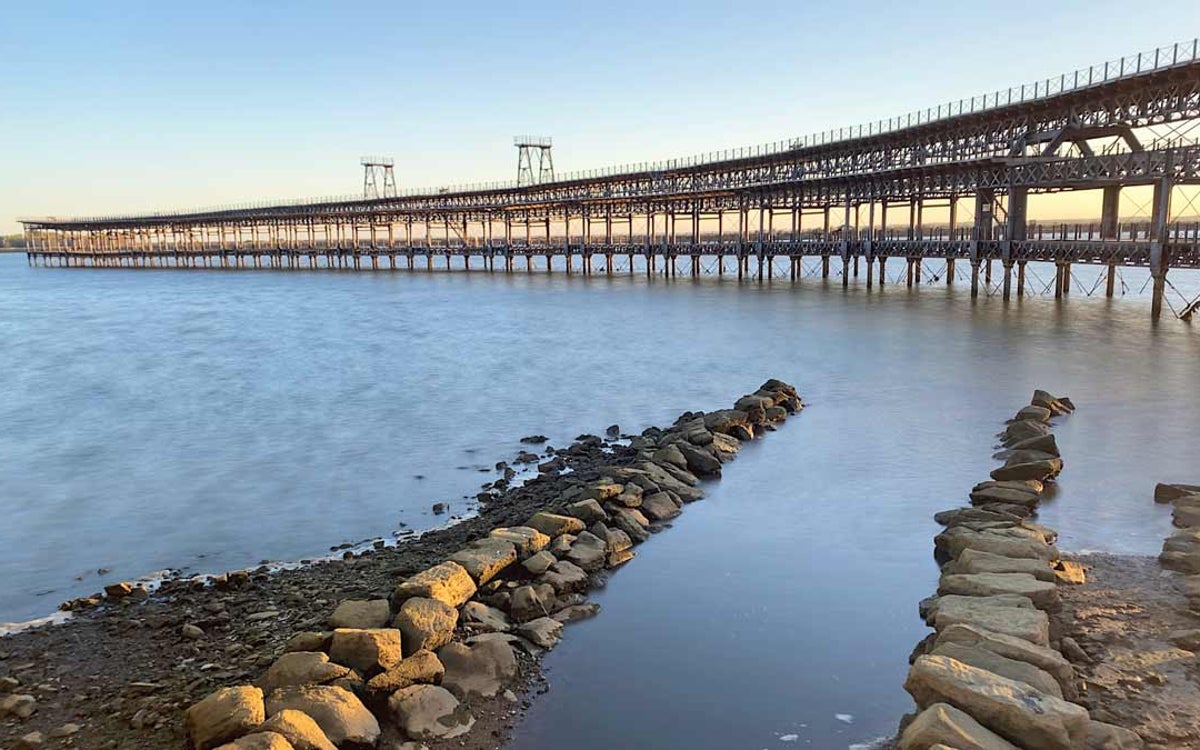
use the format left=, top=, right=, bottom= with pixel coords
left=1, top=253, right=1197, bottom=747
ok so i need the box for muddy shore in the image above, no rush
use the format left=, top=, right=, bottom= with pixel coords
left=0, top=438, right=633, bottom=750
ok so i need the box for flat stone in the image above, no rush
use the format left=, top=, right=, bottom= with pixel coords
left=328, top=599, right=391, bottom=630
left=905, top=655, right=1089, bottom=750
left=1013, top=405, right=1052, bottom=423
left=931, top=596, right=1050, bottom=646
left=438, top=640, right=518, bottom=698
left=935, top=623, right=1075, bottom=699
left=213, top=732, right=293, bottom=750
left=1160, top=528, right=1200, bottom=573
left=448, top=538, right=517, bottom=585
left=936, top=526, right=1058, bottom=562
left=364, top=650, right=445, bottom=695
left=186, top=686, right=265, bottom=750
left=1001, top=419, right=1050, bottom=445
left=488, top=526, right=550, bottom=556
left=461, top=601, right=510, bottom=633
left=1155, top=482, right=1200, bottom=504
left=521, top=551, right=556, bottom=576
left=651, top=443, right=688, bottom=469
left=392, top=597, right=457, bottom=654
left=515, top=617, right=563, bottom=649
left=951, top=548, right=1056, bottom=582
left=938, top=572, right=1060, bottom=612
left=970, top=486, right=1042, bottom=508
left=264, top=686, right=379, bottom=749
left=565, top=498, right=608, bottom=525
left=388, top=685, right=475, bottom=740
left=990, top=459, right=1063, bottom=483
left=897, top=702, right=1020, bottom=750
left=565, top=531, right=607, bottom=572
left=393, top=561, right=477, bottom=609
left=930, top=642, right=1063, bottom=698
left=328, top=628, right=403, bottom=676
left=258, top=653, right=350, bottom=695
left=257, top=709, right=336, bottom=750
left=526, top=511, right=586, bottom=537
left=1007, top=433, right=1060, bottom=456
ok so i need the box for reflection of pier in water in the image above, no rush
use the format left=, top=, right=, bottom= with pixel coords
left=20, top=40, right=1200, bottom=319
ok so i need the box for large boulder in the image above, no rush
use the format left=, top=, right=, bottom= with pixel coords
left=213, top=733, right=294, bottom=750
left=990, top=459, right=1063, bottom=483
left=364, top=650, right=444, bottom=695
left=388, top=685, right=475, bottom=740
left=186, top=686, right=265, bottom=750
left=258, top=653, right=351, bottom=694
left=676, top=442, right=721, bottom=477
left=515, top=617, right=564, bottom=649
left=897, top=702, right=1020, bottom=750
left=328, top=599, right=391, bottom=630
left=702, top=409, right=754, bottom=440
left=938, top=572, right=1060, bottom=612
left=328, top=628, right=403, bottom=676
left=640, top=492, right=681, bottom=521
left=509, top=583, right=555, bottom=623
left=256, top=710, right=336, bottom=750
left=488, top=526, right=550, bottom=556
left=526, top=512, right=585, bottom=538
left=1160, top=528, right=1200, bottom=573
left=565, top=531, right=608, bottom=572
left=565, top=498, right=608, bottom=525
left=448, top=538, right=517, bottom=585
left=539, top=560, right=589, bottom=595
left=392, top=562, right=477, bottom=609
left=1007, top=433, right=1060, bottom=456
left=905, top=655, right=1089, bottom=750
left=438, top=640, right=518, bottom=698
left=936, top=526, right=1058, bottom=562
left=461, top=601, right=511, bottom=633
left=1085, top=721, right=1145, bottom=749
left=950, top=548, right=1056, bottom=582
left=1013, top=405, right=1052, bottom=423
left=1155, top=482, right=1200, bottom=504
left=1001, top=419, right=1050, bottom=446
left=393, top=597, right=458, bottom=653
left=930, top=642, right=1063, bottom=698
left=929, top=596, right=1050, bottom=646
left=652, top=443, right=688, bottom=469
left=264, top=686, right=380, bottom=749
left=936, top=623, right=1076, bottom=700
left=609, top=507, right=650, bottom=543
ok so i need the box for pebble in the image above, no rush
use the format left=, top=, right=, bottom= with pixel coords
left=181, top=624, right=204, bottom=640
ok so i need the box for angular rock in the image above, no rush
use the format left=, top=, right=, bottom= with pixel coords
left=565, top=498, right=608, bottom=525
left=938, top=572, right=1060, bottom=612
left=328, top=628, right=403, bottom=676
left=565, top=531, right=608, bottom=572
left=553, top=603, right=600, bottom=624
left=930, top=642, right=1063, bottom=698
left=364, top=650, right=444, bottom=694
left=0, top=694, right=36, bottom=720
left=953, top=548, right=1056, bottom=582
left=676, top=442, right=721, bottom=477
left=652, top=443, right=688, bottom=469
left=187, top=686, right=266, bottom=750
left=461, top=601, right=510, bottom=633
left=641, top=492, right=681, bottom=521
left=1013, top=405, right=1052, bottom=423
left=509, top=583, right=554, bottom=623
left=930, top=596, right=1050, bottom=646
left=388, top=685, right=474, bottom=740
left=448, top=538, right=517, bottom=585
left=258, top=653, right=351, bottom=695
left=488, top=526, right=550, bottom=556
left=328, top=599, right=391, bottom=630
left=1085, top=720, right=1145, bottom=749
left=257, top=710, right=336, bottom=750
left=936, top=623, right=1076, bottom=699
left=936, top=526, right=1058, bottom=562
left=1053, top=560, right=1087, bottom=585
left=897, top=702, right=1020, bottom=750
left=609, top=507, right=650, bottom=543
left=264, top=686, right=379, bottom=749
left=392, top=561, right=477, bottom=609
left=521, top=550, right=556, bottom=576
left=213, top=732, right=294, bottom=750
left=576, top=481, right=623, bottom=502
left=392, top=598, right=457, bottom=654
left=515, top=617, right=563, bottom=649
left=905, top=655, right=1089, bottom=750
left=990, top=459, right=1063, bottom=483
left=283, top=632, right=332, bottom=654
left=1007, top=433, right=1060, bottom=457
left=1160, top=528, right=1200, bottom=573
left=1001, top=419, right=1050, bottom=445
left=526, top=512, right=585, bottom=538
left=438, top=640, right=517, bottom=698
left=539, top=560, right=589, bottom=595
left=1155, top=482, right=1200, bottom=504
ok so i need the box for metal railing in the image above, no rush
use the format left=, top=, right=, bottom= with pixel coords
left=19, top=38, right=1199, bottom=227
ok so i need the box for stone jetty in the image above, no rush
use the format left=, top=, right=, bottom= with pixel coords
left=178, top=379, right=803, bottom=750
left=898, top=391, right=1146, bottom=750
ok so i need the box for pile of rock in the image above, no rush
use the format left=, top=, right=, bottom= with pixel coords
left=182, top=379, right=802, bottom=750
left=898, top=391, right=1143, bottom=749
left=1156, top=483, right=1200, bottom=594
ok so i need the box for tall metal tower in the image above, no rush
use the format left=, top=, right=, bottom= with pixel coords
left=514, top=136, right=554, bottom=187
left=361, top=156, right=397, bottom=199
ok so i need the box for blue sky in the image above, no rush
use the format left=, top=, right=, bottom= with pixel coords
left=2, top=1, right=1198, bottom=233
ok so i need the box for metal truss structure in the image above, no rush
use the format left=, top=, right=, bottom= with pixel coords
left=21, top=40, right=1200, bottom=318
left=514, top=136, right=554, bottom=186
left=360, top=157, right=397, bottom=200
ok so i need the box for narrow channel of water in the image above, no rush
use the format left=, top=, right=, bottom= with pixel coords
left=1, top=253, right=1197, bottom=743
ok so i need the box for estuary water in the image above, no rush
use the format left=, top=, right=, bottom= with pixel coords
left=1, top=252, right=1198, bottom=747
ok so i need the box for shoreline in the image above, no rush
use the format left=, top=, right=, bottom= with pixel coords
left=0, top=380, right=802, bottom=750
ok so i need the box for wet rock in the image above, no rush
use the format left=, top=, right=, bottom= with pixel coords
left=539, top=560, right=589, bottom=595
left=283, top=632, right=332, bottom=654
left=448, top=538, right=517, bottom=585
left=651, top=443, right=688, bottom=469
left=553, top=603, right=600, bottom=624
left=214, top=732, right=294, bottom=750
left=1013, top=405, right=1052, bottom=423
left=519, top=435, right=548, bottom=444
left=1007, top=432, right=1060, bottom=456
left=935, top=623, right=1076, bottom=700
left=1000, top=419, right=1050, bottom=446
left=1031, top=389, right=1073, bottom=414
left=329, top=599, right=391, bottom=630
left=488, top=526, right=550, bottom=556
left=897, top=702, right=1020, bottom=750
left=1155, top=482, right=1200, bottom=504
left=938, top=572, right=1060, bottom=612
left=526, top=512, right=585, bottom=538
left=509, top=584, right=554, bottom=623
left=515, top=617, right=563, bottom=649
left=565, top=531, right=608, bottom=572
left=438, top=640, right=517, bottom=698
left=392, top=561, right=477, bottom=609
left=608, top=548, right=636, bottom=567
left=930, top=642, right=1063, bottom=698
left=257, top=709, right=337, bottom=750
left=264, top=686, right=380, bottom=749
left=565, top=498, right=608, bottom=525
left=388, top=685, right=475, bottom=740
left=186, top=686, right=265, bottom=750
left=393, top=598, right=457, bottom=654
left=609, top=507, right=650, bottom=543
left=989, top=459, right=1063, bottom=483
left=1001, top=449, right=1059, bottom=466
left=365, top=650, right=445, bottom=695
left=676, top=442, right=721, bottom=477
left=640, top=492, right=681, bottom=521
left=461, top=601, right=510, bottom=633
left=521, top=550, right=556, bottom=576
left=258, top=653, right=351, bottom=694
left=328, top=628, right=403, bottom=676
left=1085, top=720, right=1145, bottom=749
left=0, top=693, right=36, bottom=720
left=905, top=655, right=1089, bottom=750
